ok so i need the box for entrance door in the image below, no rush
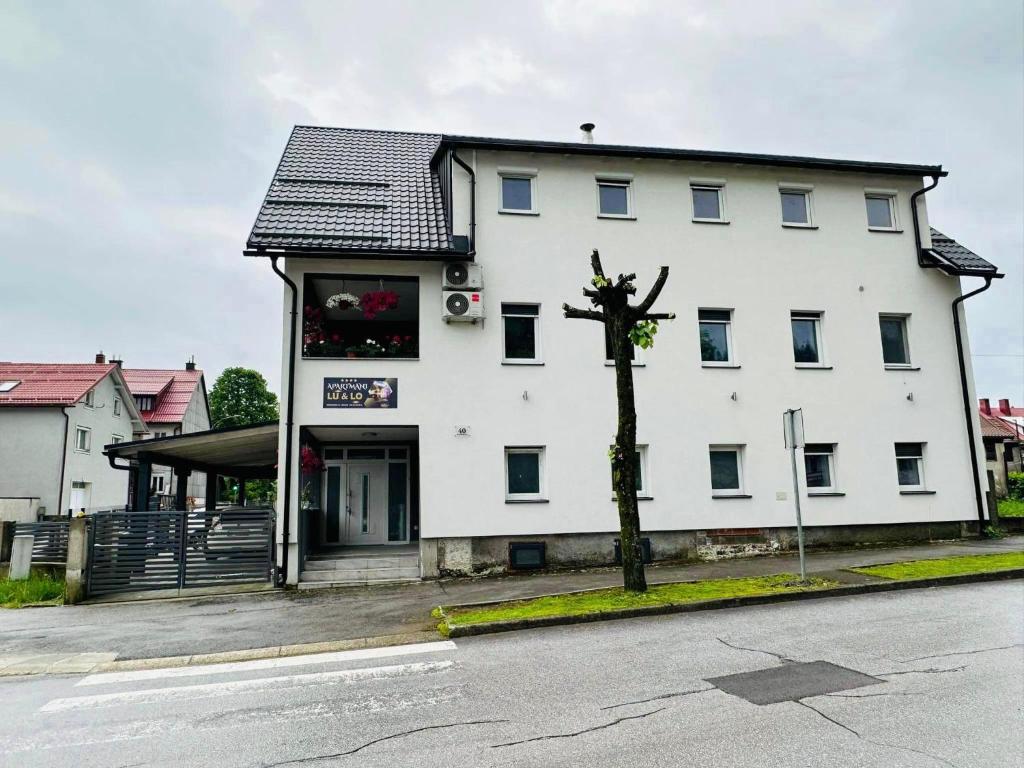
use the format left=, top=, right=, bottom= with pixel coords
left=342, top=462, right=388, bottom=545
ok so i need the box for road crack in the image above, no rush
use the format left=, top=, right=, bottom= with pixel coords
left=264, top=719, right=508, bottom=764
left=600, top=687, right=714, bottom=710
left=490, top=708, right=665, bottom=748
left=824, top=691, right=925, bottom=699
left=877, top=666, right=966, bottom=677
left=897, top=643, right=1022, bottom=663
left=717, top=637, right=797, bottom=663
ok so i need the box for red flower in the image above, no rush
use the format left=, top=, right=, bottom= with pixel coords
left=331, top=333, right=341, bottom=343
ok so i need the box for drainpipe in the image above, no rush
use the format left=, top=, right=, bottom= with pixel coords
left=952, top=277, right=994, bottom=529
left=910, top=173, right=941, bottom=268
left=57, top=407, right=70, bottom=516
left=270, top=256, right=297, bottom=586
left=450, top=150, right=476, bottom=256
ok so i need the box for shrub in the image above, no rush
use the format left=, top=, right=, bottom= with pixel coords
left=1008, top=471, right=1024, bottom=501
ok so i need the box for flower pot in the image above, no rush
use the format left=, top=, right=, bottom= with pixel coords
left=347, top=352, right=357, bottom=359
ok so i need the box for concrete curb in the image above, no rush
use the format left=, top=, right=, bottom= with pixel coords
left=440, top=567, right=1024, bottom=638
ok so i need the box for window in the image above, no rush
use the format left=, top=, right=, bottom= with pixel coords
left=879, top=315, right=911, bottom=367
left=505, top=447, right=545, bottom=501
left=791, top=311, right=824, bottom=365
left=605, top=325, right=639, bottom=364
left=135, top=395, right=154, bottom=412
left=84, top=388, right=95, bottom=408
left=804, top=444, right=836, bottom=492
left=74, top=426, right=91, bottom=452
left=153, top=431, right=167, bottom=439
left=709, top=446, right=744, bottom=496
left=691, top=184, right=725, bottom=222
left=597, top=178, right=632, bottom=218
left=303, top=274, right=419, bottom=359
left=113, top=396, right=122, bottom=416
left=865, top=193, right=897, bottom=230
left=895, top=443, right=925, bottom=490
left=985, top=441, right=997, bottom=462
left=780, top=187, right=813, bottom=226
left=611, top=445, right=650, bottom=498
left=499, top=173, right=536, bottom=214
left=110, top=434, right=124, bottom=445
left=502, top=303, right=541, bottom=363
left=152, top=475, right=165, bottom=493
left=699, top=309, right=733, bottom=364
left=0, top=380, right=19, bottom=392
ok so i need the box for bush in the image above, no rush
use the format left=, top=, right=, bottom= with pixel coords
left=1008, top=472, right=1024, bottom=501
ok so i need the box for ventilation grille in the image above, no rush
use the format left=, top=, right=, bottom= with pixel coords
left=446, top=292, right=470, bottom=315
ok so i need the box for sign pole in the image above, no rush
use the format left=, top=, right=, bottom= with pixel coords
left=784, top=409, right=807, bottom=583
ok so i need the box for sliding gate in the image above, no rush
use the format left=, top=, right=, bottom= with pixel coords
left=88, top=509, right=275, bottom=596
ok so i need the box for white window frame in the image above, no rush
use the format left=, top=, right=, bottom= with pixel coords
left=504, top=446, right=546, bottom=502
left=895, top=443, right=926, bottom=491
left=84, top=388, right=95, bottom=408
left=604, top=325, right=645, bottom=367
left=791, top=310, right=827, bottom=368
left=865, top=188, right=900, bottom=232
left=152, top=475, right=165, bottom=493
left=803, top=443, right=837, bottom=493
left=879, top=313, right=912, bottom=368
left=113, top=396, right=122, bottom=416
left=498, top=168, right=538, bottom=215
left=74, top=426, right=91, bottom=453
left=153, top=431, right=168, bottom=439
left=596, top=175, right=635, bottom=219
left=610, top=444, right=651, bottom=500
left=709, top=445, right=745, bottom=497
left=110, top=434, right=124, bottom=445
left=690, top=179, right=728, bottom=223
left=501, top=303, right=542, bottom=364
left=779, top=183, right=815, bottom=228
left=698, top=308, right=735, bottom=367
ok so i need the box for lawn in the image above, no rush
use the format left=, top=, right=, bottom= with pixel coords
left=852, top=551, right=1024, bottom=581
left=439, top=573, right=837, bottom=630
left=997, top=498, right=1024, bottom=518
left=0, top=573, right=65, bottom=608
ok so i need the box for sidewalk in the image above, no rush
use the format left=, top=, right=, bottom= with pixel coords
left=1, top=537, right=1021, bottom=667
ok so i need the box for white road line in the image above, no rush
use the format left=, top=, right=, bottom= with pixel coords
left=41, top=660, right=454, bottom=713
left=76, top=640, right=457, bottom=687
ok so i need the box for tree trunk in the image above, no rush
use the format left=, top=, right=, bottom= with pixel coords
left=610, top=314, right=647, bottom=593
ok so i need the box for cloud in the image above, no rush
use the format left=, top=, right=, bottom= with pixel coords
left=259, top=59, right=376, bottom=126
left=428, top=39, right=566, bottom=97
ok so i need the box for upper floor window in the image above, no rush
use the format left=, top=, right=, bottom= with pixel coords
left=74, top=426, right=91, bottom=452
left=499, top=172, right=536, bottom=214
left=135, top=395, right=154, bottom=412
left=690, top=182, right=726, bottom=223
left=780, top=185, right=814, bottom=227
left=879, top=315, right=911, bottom=367
left=597, top=177, right=633, bottom=218
left=865, top=191, right=898, bottom=230
left=502, top=303, right=541, bottom=363
left=303, top=274, right=419, bottom=359
left=791, top=311, right=825, bottom=366
left=113, top=396, right=122, bottom=417
left=84, top=388, right=95, bottom=408
left=110, top=434, right=124, bottom=445
left=698, top=309, right=734, bottom=365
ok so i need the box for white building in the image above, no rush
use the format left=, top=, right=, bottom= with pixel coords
left=245, top=126, right=1002, bottom=586
left=0, top=356, right=146, bottom=520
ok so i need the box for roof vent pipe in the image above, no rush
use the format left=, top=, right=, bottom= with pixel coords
left=579, top=122, right=595, bottom=144
left=185, top=356, right=196, bottom=371
left=110, top=357, right=123, bottom=368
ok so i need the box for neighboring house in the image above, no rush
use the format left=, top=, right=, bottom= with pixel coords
left=0, top=355, right=146, bottom=520
left=122, top=360, right=211, bottom=504
left=979, top=398, right=1024, bottom=497
left=245, top=125, right=1002, bottom=585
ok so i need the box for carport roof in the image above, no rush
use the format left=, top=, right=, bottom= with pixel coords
left=105, top=421, right=279, bottom=479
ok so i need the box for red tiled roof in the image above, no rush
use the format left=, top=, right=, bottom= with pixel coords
left=0, top=362, right=117, bottom=406
left=979, top=411, right=1018, bottom=439
left=122, top=368, right=204, bottom=424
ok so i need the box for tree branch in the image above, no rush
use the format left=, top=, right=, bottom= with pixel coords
left=615, top=273, right=637, bottom=289
left=590, top=249, right=606, bottom=280
left=633, top=266, right=670, bottom=315
left=582, top=288, right=600, bottom=299
left=641, top=312, right=676, bottom=321
left=563, top=303, right=605, bottom=322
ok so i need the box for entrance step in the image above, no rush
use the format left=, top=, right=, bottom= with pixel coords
left=304, top=554, right=418, bottom=571
left=300, top=565, right=421, bottom=582
left=296, top=577, right=420, bottom=590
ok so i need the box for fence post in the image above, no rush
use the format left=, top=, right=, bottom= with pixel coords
left=10, top=535, right=33, bottom=580
left=65, top=518, right=90, bottom=604
left=177, top=511, right=188, bottom=590
left=0, top=521, right=15, bottom=563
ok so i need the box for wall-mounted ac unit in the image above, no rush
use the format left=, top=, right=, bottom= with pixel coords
left=443, top=290, right=484, bottom=322
left=442, top=262, right=483, bottom=290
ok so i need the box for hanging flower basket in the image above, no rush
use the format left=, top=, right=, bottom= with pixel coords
left=360, top=290, right=400, bottom=320
left=300, top=445, right=324, bottom=475
left=325, top=292, right=361, bottom=311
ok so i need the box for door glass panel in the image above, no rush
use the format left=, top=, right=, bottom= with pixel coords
left=388, top=462, right=408, bottom=541
left=388, top=448, right=408, bottom=459
left=325, top=466, right=341, bottom=542
left=349, top=448, right=386, bottom=460
left=360, top=474, right=369, bottom=533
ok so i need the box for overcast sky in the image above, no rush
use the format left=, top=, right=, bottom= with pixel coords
left=2, top=0, right=1021, bottom=400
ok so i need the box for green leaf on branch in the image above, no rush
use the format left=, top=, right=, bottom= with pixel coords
left=591, top=275, right=610, bottom=288
left=629, top=320, right=659, bottom=349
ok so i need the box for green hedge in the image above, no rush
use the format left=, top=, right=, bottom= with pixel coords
left=1009, top=471, right=1024, bottom=501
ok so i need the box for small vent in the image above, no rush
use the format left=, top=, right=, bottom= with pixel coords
left=446, top=292, right=470, bottom=315
left=445, top=263, right=469, bottom=287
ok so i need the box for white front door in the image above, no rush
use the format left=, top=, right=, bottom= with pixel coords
left=69, top=481, right=90, bottom=514
left=342, top=462, right=388, bottom=545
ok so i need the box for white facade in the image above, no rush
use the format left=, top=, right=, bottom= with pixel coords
left=273, top=146, right=990, bottom=581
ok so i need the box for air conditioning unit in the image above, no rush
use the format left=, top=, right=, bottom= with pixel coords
left=442, top=262, right=483, bottom=290
left=443, top=290, right=484, bottom=322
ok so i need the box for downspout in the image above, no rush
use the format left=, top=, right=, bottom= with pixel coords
left=450, top=150, right=476, bottom=256
left=952, top=277, right=994, bottom=528
left=910, top=173, right=941, bottom=268
left=270, top=256, right=297, bottom=586
left=57, top=407, right=70, bottom=516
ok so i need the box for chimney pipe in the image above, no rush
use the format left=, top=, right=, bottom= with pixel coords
left=579, top=122, right=595, bottom=144
left=95, top=351, right=106, bottom=365
left=185, top=356, right=196, bottom=372
left=980, top=398, right=991, bottom=415
left=998, top=398, right=1011, bottom=415
left=110, top=356, right=123, bottom=368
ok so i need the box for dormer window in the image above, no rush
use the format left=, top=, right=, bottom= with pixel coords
left=84, top=389, right=95, bottom=408
left=135, top=395, right=155, bottom=412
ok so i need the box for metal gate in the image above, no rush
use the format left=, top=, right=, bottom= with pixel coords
left=87, top=509, right=275, bottom=596
left=13, top=520, right=70, bottom=564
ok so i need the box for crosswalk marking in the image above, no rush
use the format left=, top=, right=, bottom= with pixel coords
left=41, top=660, right=455, bottom=713
left=77, top=640, right=457, bottom=687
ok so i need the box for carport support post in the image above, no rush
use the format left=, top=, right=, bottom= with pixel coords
left=65, top=517, right=89, bottom=604
left=237, top=479, right=247, bottom=508
left=134, top=460, right=152, bottom=511
left=174, top=469, right=190, bottom=511
left=205, top=473, right=218, bottom=513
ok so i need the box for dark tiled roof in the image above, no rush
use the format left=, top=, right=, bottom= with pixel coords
left=926, top=228, right=999, bottom=275
left=247, top=127, right=453, bottom=253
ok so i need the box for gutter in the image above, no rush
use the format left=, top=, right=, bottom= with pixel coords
left=270, top=256, right=298, bottom=586
left=910, top=173, right=942, bottom=268
left=57, top=407, right=70, bottom=516
left=450, top=150, right=476, bottom=256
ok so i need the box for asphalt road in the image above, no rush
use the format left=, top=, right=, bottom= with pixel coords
left=1, top=582, right=1021, bottom=768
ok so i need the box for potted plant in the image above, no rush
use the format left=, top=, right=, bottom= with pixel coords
left=345, top=339, right=386, bottom=358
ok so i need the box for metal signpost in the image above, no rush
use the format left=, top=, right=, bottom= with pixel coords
left=783, top=408, right=807, bottom=582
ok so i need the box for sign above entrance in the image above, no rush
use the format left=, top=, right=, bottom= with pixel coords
left=323, top=378, right=398, bottom=408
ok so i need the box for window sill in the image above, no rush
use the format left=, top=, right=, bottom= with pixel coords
left=808, top=492, right=846, bottom=497
left=498, top=209, right=540, bottom=216
left=884, top=365, right=920, bottom=371
left=74, top=449, right=91, bottom=455
left=899, top=490, right=936, bottom=495
left=795, top=364, right=833, bottom=370
left=502, top=360, right=544, bottom=366
left=692, top=218, right=730, bottom=225
left=702, top=363, right=740, bottom=369
left=612, top=496, right=654, bottom=502
left=302, top=356, right=420, bottom=362
left=868, top=227, right=903, bottom=234
left=505, top=498, right=550, bottom=504
left=781, top=223, right=819, bottom=230
left=605, top=362, right=646, bottom=367
left=712, top=494, right=752, bottom=499
left=597, top=214, right=637, bottom=221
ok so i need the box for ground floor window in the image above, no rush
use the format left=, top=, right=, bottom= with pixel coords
left=709, top=445, right=744, bottom=496
left=611, top=445, right=649, bottom=498
left=895, top=442, right=925, bottom=490
left=505, top=447, right=545, bottom=501
left=804, top=443, right=836, bottom=492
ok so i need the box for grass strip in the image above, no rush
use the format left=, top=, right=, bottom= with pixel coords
left=997, top=498, right=1024, bottom=518
left=852, top=551, right=1024, bottom=581
left=440, top=573, right=837, bottom=630
left=0, top=573, right=65, bottom=609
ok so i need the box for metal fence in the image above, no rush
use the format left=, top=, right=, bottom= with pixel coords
left=87, top=509, right=275, bottom=596
left=13, top=521, right=69, bottom=564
